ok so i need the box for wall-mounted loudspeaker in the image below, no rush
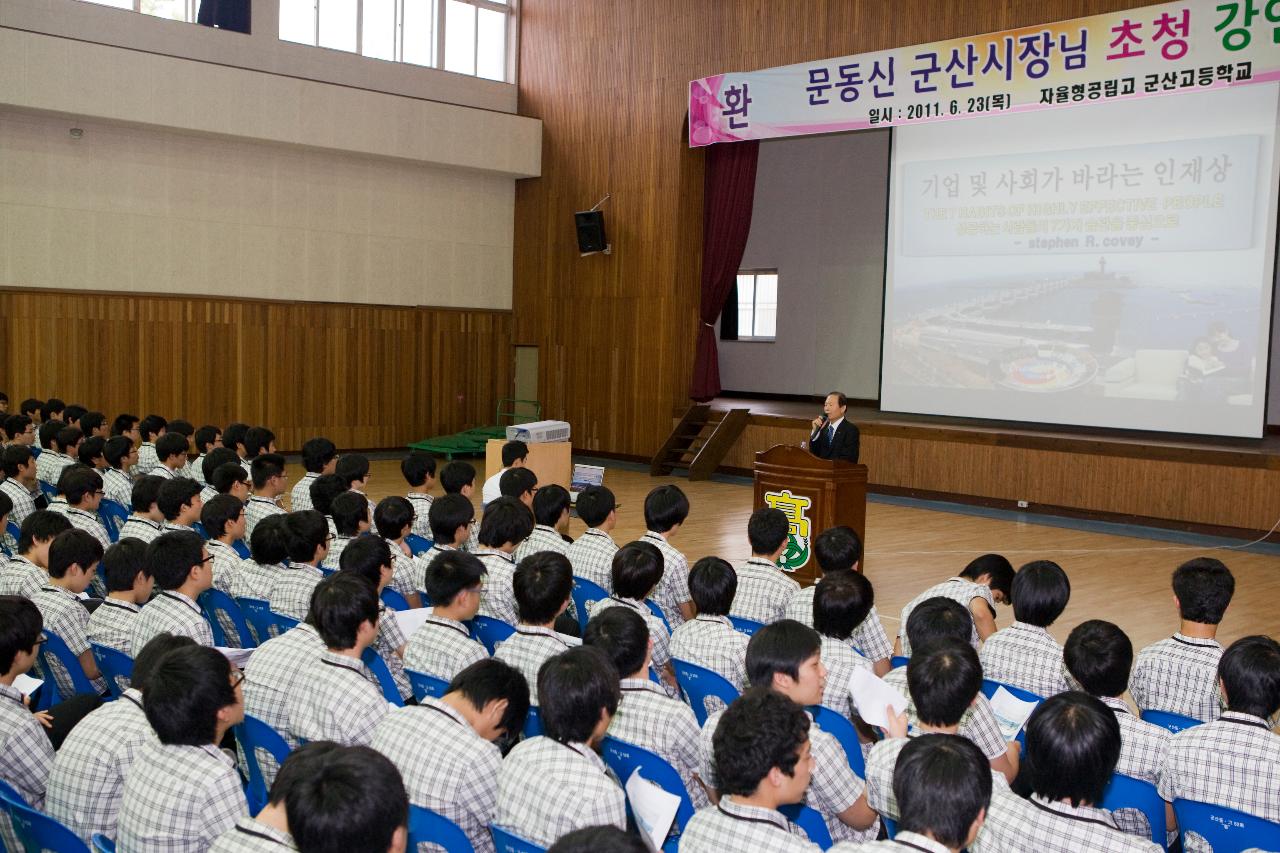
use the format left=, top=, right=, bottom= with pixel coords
left=574, top=210, right=608, bottom=254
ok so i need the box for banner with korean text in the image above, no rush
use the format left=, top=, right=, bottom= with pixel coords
left=688, top=0, right=1280, bottom=147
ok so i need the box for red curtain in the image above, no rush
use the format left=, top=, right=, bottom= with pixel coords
left=690, top=139, right=759, bottom=401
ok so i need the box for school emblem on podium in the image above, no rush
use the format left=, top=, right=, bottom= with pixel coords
left=764, top=489, right=812, bottom=572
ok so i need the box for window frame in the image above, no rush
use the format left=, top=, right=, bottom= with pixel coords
left=735, top=269, right=778, bottom=343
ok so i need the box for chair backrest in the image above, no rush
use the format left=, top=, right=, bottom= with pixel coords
left=522, top=706, right=543, bottom=739
left=38, top=628, right=98, bottom=702
left=90, top=643, right=134, bottom=699
left=889, top=655, right=909, bottom=669
left=381, top=586, right=411, bottom=611
left=272, top=612, right=301, bottom=634
left=405, top=533, right=433, bottom=556
left=199, top=588, right=257, bottom=648
left=979, top=678, right=1043, bottom=745
left=232, top=539, right=251, bottom=560
left=778, top=802, right=834, bottom=849
left=92, top=833, right=117, bottom=852
left=361, top=647, right=406, bottom=706
left=5, top=519, right=20, bottom=545
left=98, top=499, right=129, bottom=542
left=728, top=616, right=765, bottom=637
left=39, top=480, right=58, bottom=500
left=407, top=669, right=451, bottom=702
left=600, top=737, right=696, bottom=836
left=469, top=615, right=516, bottom=655
left=1100, top=773, right=1166, bottom=845
left=808, top=705, right=866, bottom=778
left=236, top=714, right=293, bottom=815
left=490, top=825, right=547, bottom=853
left=1173, top=798, right=1280, bottom=853
left=671, top=659, right=741, bottom=727
left=1139, top=708, right=1203, bottom=734
left=570, top=577, right=609, bottom=632
left=882, top=815, right=898, bottom=838
left=236, top=597, right=280, bottom=643
left=644, top=599, right=673, bottom=633
left=191, top=520, right=210, bottom=540
left=0, top=778, right=92, bottom=852
left=408, top=804, right=475, bottom=853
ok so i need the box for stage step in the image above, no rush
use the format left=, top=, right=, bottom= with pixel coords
left=650, top=406, right=749, bottom=480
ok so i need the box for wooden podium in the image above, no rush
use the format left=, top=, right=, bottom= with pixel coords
left=752, top=444, right=868, bottom=587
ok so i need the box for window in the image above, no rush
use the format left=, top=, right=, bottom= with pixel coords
left=735, top=270, right=778, bottom=341
left=280, top=0, right=513, bottom=82
left=78, top=0, right=200, bottom=22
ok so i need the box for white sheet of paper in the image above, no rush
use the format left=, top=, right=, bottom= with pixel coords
left=988, top=686, right=1040, bottom=741
left=394, top=608, right=433, bottom=639
left=849, top=666, right=909, bottom=729
left=14, top=673, right=43, bottom=699
left=625, top=768, right=681, bottom=853
left=216, top=646, right=255, bottom=668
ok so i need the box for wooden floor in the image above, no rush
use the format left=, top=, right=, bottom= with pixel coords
left=327, top=457, right=1280, bottom=652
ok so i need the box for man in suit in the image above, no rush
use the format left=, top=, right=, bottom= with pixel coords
left=809, top=392, right=859, bottom=462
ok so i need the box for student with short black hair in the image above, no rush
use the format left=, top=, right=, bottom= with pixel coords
left=21, top=398, right=44, bottom=423
left=77, top=435, right=107, bottom=470
left=63, top=405, right=88, bottom=426
left=494, top=551, right=580, bottom=704
left=35, top=420, right=73, bottom=487
left=642, top=484, right=694, bottom=629
left=292, top=437, right=338, bottom=512
left=58, top=465, right=112, bottom=549
left=496, top=646, right=626, bottom=844
left=897, top=553, right=1015, bottom=656
left=514, top=483, right=572, bottom=563
left=86, top=538, right=153, bottom=657
left=590, top=541, right=677, bottom=692
left=131, top=531, right=215, bottom=651
left=41, top=398, right=66, bottom=424
left=207, top=738, right=327, bottom=852
left=0, top=445, right=41, bottom=528
left=474, top=496, right=533, bottom=625
left=209, top=460, right=251, bottom=504
left=373, top=495, right=423, bottom=609
left=307, top=472, right=346, bottom=534
left=269, top=510, right=330, bottom=622
left=197, top=447, right=236, bottom=501
left=111, top=414, right=141, bottom=444
left=245, top=453, right=288, bottom=539
left=336, top=534, right=412, bottom=704
left=731, top=507, right=800, bottom=625
left=335, top=453, right=371, bottom=495
left=812, top=572, right=874, bottom=718
left=201, top=495, right=249, bottom=645
left=979, top=560, right=1071, bottom=697
left=0, top=595, right=57, bottom=825
left=243, top=426, right=276, bottom=462
left=283, top=744, right=410, bottom=853
left=440, top=460, right=481, bottom=551
left=426, top=492, right=475, bottom=561
left=134, top=414, right=167, bottom=475
left=119, top=475, right=166, bottom=544
left=0, top=509, right=72, bottom=598
left=565, top=484, right=618, bottom=590
left=498, top=466, right=538, bottom=509
left=322, top=490, right=369, bottom=570
left=229, top=514, right=289, bottom=604
left=483, top=440, right=529, bottom=505
left=222, top=422, right=250, bottom=469
left=405, top=549, right=489, bottom=681
left=77, top=410, right=107, bottom=439
left=191, top=425, right=222, bottom=486
left=3, top=414, right=36, bottom=448
left=101, top=436, right=136, bottom=507
left=117, top=645, right=248, bottom=851
left=157, top=477, right=204, bottom=532
left=400, top=451, right=436, bottom=539
left=547, top=825, right=647, bottom=853
left=150, top=432, right=189, bottom=480
left=671, top=556, right=749, bottom=696
left=35, top=528, right=107, bottom=697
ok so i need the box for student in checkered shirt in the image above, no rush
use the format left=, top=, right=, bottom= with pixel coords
left=228, top=514, right=288, bottom=607
left=35, top=421, right=76, bottom=488
left=199, top=448, right=243, bottom=503
left=46, top=633, right=193, bottom=845
left=1157, top=635, right=1280, bottom=850
left=268, top=510, right=329, bottom=622
left=400, top=451, right=436, bottom=539
left=0, top=510, right=71, bottom=598
left=291, top=437, right=337, bottom=512
left=475, top=497, right=534, bottom=626
left=406, top=549, right=489, bottom=682
left=189, top=425, right=221, bottom=487
left=565, top=485, right=619, bottom=592
left=375, top=496, right=426, bottom=610
left=0, top=492, right=14, bottom=557
left=336, top=453, right=378, bottom=526
left=2, top=445, right=42, bottom=528
left=494, top=552, right=581, bottom=704
left=680, top=688, right=822, bottom=853
left=207, top=738, right=325, bottom=853
left=670, top=557, right=749, bottom=703
left=202, top=496, right=247, bottom=594
left=641, top=484, right=695, bottom=629
left=133, top=414, right=167, bottom=476
left=130, top=531, right=216, bottom=652
left=305, top=472, right=344, bottom=538
left=280, top=745, right=410, bottom=853
left=34, top=528, right=108, bottom=697
left=439, top=460, right=482, bottom=552
left=896, top=553, right=1015, bottom=657
left=495, top=645, right=627, bottom=845
left=151, top=432, right=190, bottom=480
left=978, top=560, right=1072, bottom=699
left=0, top=596, right=57, bottom=851
left=1131, top=557, right=1235, bottom=722
left=220, top=422, right=249, bottom=469
left=422, top=493, right=476, bottom=570
left=244, top=454, right=289, bottom=541
left=56, top=465, right=112, bottom=552
left=87, top=539, right=153, bottom=663
left=731, top=507, right=799, bottom=625
left=584, top=605, right=712, bottom=808
left=118, top=475, right=168, bottom=545
left=117, top=644, right=248, bottom=851
left=589, top=541, right=678, bottom=694
left=323, top=491, right=369, bottom=571
left=372, top=658, right=529, bottom=853
left=339, top=535, right=412, bottom=703
left=514, top=483, right=571, bottom=564
left=158, top=477, right=205, bottom=533
left=499, top=466, right=538, bottom=511
left=547, top=827, right=644, bottom=853
left=2, top=413, right=36, bottom=450
left=812, top=573, right=874, bottom=719
left=101, top=436, right=136, bottom=508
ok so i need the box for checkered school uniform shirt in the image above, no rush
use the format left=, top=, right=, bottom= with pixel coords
left=898, top=577, right=996, bottom=655
left=641, top=531, right=692, bottom=630
left=882, top=666, right=1008, bottom=760
left=228, top=560, right=280, bottom=604
left=495, top=737, right=627, bottom=846
left=119, top=515, right=165, bottom=544
left=289, top=473, right=317, bottom=512
left=208, top=817, right=295, bottom=852
left=460, top=520, right=481, bottom=553
left=243, top=496, right=286, bottom=540
left=1094, top=696, right=1173, bottom=839
left=978, top=621, right=1071, bottom=698
left=1130, top=633, right=1225, bottom=721
left=268, top=562, right=324, bottom=622
left=383, top=539, right=424, bottom=604
left=590, top=595, right=674, bottom=674
left=48, top=496, right=69, bottom=515
left=404, top=613, right=488, bottom=681
left=372, top=699, right=503, bottom=853
left=150, top=464, right=178, bottom=480
left=493, top=626, right=581, bottom=705
left=415, top=543, right=456, bottom=594
left=0, top=554, right=46, bottom=598
left=513, top=524, right=569, bottom=564
left=475, top=549, right=519, bottom=625
left=88, top=598, right=141, bottom=656
left=670, top=614, right=749, bottom=713
left=371, top=601, right=411, bottom=702
left=407, top=492, right=434, bottom=539
left=163, top=521, right=196, bottom=534
left=65, top=506, right=112, bottom=550
left=999, top=794, right=1162, bottom=853
left=134, top=442, right=160, bottom=476
left=287, top=650, right=388, bottom=746
left=611, top=678, right=710, bottom=808
left=36, top=450, right=74, bottom=487
left=102, top=467, right=133, bottom=508
left=833, top=831, right=952, bottom=852
left=191, top=455, right=208, bottom=486
left=34, top=584, right=108, bottom=696
left=680, top=797, right=822, bottom=853
left=208, top=539, right=245, bottom=595
left=731, top=557, right=800, bottom=625
left=117, top=741, right=248, bottom=853
left=132, top=590, right=214, bottom=652
left=243, top=624, right=326, bottom=782
left=240, top=458, right=252, bottom=475
left=200, top=484, right=219, bottom=504
left=785, top=584, right=895, bottom=663
left=1, top=478, right=39, bottom=526
left=45, top=689, right=155, bottom=843
left=566, top=528, right=618, bottom=591
left=320, top=534, right=355, bottom=571
left=0, top=680, right=54, bottom=810
left=819, top=635, right=872, bottom=719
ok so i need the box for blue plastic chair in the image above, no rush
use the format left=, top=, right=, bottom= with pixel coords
left=405, top=533, right=433, bottom=557
left=408, top=804, right=474, bottom=853
left=779, top=803, right=835, bottom=849
left=490, top=825, right=547, bottom=853
left=979, top=678, right=1044, bottom=746
left=671, top=659, right=741, bottom=726
left=98, top=498, right=129, bottom=542
left=882, top=815, right=898, bottom=838
left=236, top=714, right=293, bottom=814
left=523, top=706, right=543, bottom=738
left=37, top=628, right=99, bottom=702
left=381, top=586, right=411, bottom=611
left=808, top=704, right=866, bottom=777
left=90, top=643, right=134, bottom=699
left=272, top=612, right=300, bottom=634
left=1100, top=773, right=1167, bottom=845
left=890, top=655, right=909, bottom=669
left=408, top=669, right=450, bottom=701
left=236, top=597, right=280, bottom=643
left=191, top=520, right=210, bottom=540
left=39, top=480, right=58, bottom=501
left=601, top=737, right=695, bottom=851
left=728, top=615, right=765, bottom=636
left=570, top=577, right=609, bottom=631
left=0, top=776, right=92, bottom=852
left=232, top=539, right=251, bottom=559
left=360, top=647, right=406, bottom=706
left=5, top=519, right=19, bottom=545
left=199, top=589, right=257, bottom=648
left=644, top=599, right=673, bottom=633
left=469, top=615, right=516, bottom=654
left=1173, top=798, right=1280, bottom=853
left=92, top=833, right=116, bottom=852
left=1140, top=708, right=1203, bottom=734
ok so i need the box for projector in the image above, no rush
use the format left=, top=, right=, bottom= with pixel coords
left=506, top=420, right=571, bottom=443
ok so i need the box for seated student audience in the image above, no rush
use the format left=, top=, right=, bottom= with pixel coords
left=401, top=451, right=436, bottom=539
left=280, top=744, right=409, bottom=853
left=230, top=514, right=290, bottom=603
left=494, top=551, right=581, bottom=704
left=1, top=445, right=41, bottom=527
left=190, top=425, right=221, bottom=486
left=979, top=559, right=1072, bottom=698
left=21, top=397, right=43, bottom=423
left=292, top=437, right=338, bottom=512
left=120, top=475, right=167, bottom=544
left=439, top=460, right=481, bottom=551
left=589, top=541, right=677, bottom=692
left=323, top=490, right=370, bottom=570
left=0, top=598, right=57, bottom=829
left=78, top=411, right=107, bottom=439
left=308, top=472, right=346, bottom=537
left=812, top=573, right=875, bottom=718
left=514, top=483, right=572, bottom=562
left=245, top=453, right=289, bottom=539
left=0, top=492, right=13, bottom=555
left=101, top=436, right=136, bottom=507
left=2, top=510, right=73, bottom=599
left=77, top=435, right=107, bottom=471
left=897, top=553, right=1015, bottom=655
left=133, top=414, right=166, bottom=475
left=681, top=688, right=819, bottom=853
left=374, top=495, right=424, bottom=609
left=584, top=605, right=710, bottom=808
left=287, top=573, right=389, bottom=746
left=405, top=549, right=489, bottom=681
left=87, top=538, right=152, bottom=658
left=152, top=432, right=190, bottom=480
left=670, top=556, right=750, bottom=698
left=57, top=465, right=112, bottom=549
left=158, top=476, right=205, bottom=532
left=565, top=484, right=619, bottom=591
left=131, top=531, right=215, bottom=651
left=483, top=440, right=528, bottom=506
left=424, top=492, right=474, bottom=564
left=63, top=405, right=88, bottom=426
left=34, top=528, right=107, bottom=696
left=641, top=484, right=695, bottom=629
left=730, top=507, right=800, bottom=625
left=1131, top=556, right=1235, bottom=722
left=547, top=826, right=646, bottom=853
left=3, top=414, right=36, bottom=449
left=222, top=422, right=251, bottom=471
left=496, top=646, right=627, bottom=844
left=1157, top=635, right=1280, bottom=841
left=206, top=738, right=324, bottom=853
left=199, top=447, right=242, bottom=502
left=338, top=535, right=411, bottom=703
left=117, top=644, right=248, bottom=851
left=41, top=398, right=66, bottom=425
left=111, top=413, right=141, bottom=445
left=269, top=510, right=330, bottom=622
left=372, top=658, right=530, bottom=853
left=474, top=496, right=534, bottom=625
left=336, top=453, right=376, bottom=518
left=46, top=633, right=194, bottom=844
left=36, top=422, right=75, bottom=488
left=244, top=426, right=277, bottom=463
left=499, top=465, right=538, bottom=510
left=1016, top=692, right=1162, bottom=852
left=203, top=494, right=247, bottom=592
left=700, top=620, right=878, bottom=844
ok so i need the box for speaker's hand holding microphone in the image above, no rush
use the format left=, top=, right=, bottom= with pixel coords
left=810, top=412, right=829, bottom=442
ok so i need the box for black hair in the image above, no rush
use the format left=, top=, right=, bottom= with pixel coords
left=193, top=425, right=221, bottom=454
left=3, top=415, right=32, bottom=442
left=79, top=411, right=106, bottom=435
left=47, top=528, right=104, bottom=579
left=55, top=425, right=83, bottom=453
left=532, top=484, right=571, bottom=527
left=59, top=465, right=102, bottom=505
left=300, top=437, right=337, bottom=474
left=428, top=493, right=475, bottom=544
left=1024, top=691, right=1121, bottom=807
left=269, top=741, right=337, bottom=807
left=250, top=515, right=290, bottom=565
left=170, top=420, right=194, bottom=438
left=143, top=645, right=237, bottom=746
left=905, top=597, right=973, bottom=652
left=311, top=573, right=379, bottom=650
left=1063, top=620, right=1133, bottom=699
left=583, top=605, right=650, bottom=678
left=335, top=454, right=370, bottom=488
left=157, top=478, right=203, bottom=521
left=448, top=658, right=531, bottom=739
left=103, top=436, right=133, bottom=470
left=20, top=399, right=43, bottom=419
left=201, top=495, right=244, bottom=540
left=0, top=596, right=43, bottom=673
left=244, top=426, right=276, bottom=459
left=130, top=475, right=164, bottom=514
left=1011, top=560, right=1070, bottom=627
left=499, top=466, right=537, bottom=500
left=338, top=536, right=393, bottom=591
left=131, top=633, right=198, bottom=693
left=138, top=414, right=167, bottom=442
left=712, top=687, right=810, bottom=797
left=439, top=460, right=476, bottom=494
left=41, top=398, right=66, bottom=423
left=612, top=541, right=664, bottom=600
left=813, top=572, right=873, bottom=640
left=747, top=507, right=789, bottom=555
left=513, top=551, right=574, bottom=625
left=63, top=405, right=88, bottom=425
left=38, top=420, right=62, bottom=450
left=960, top=553, right=1015, bottom=601
left=1172, top=557, right=1235, bottom=624
left=222, top=422, right=250, bottom=455
left=201, top=447, right=239, bottom=482
left=17, top=510, right=72, bottom=554
left=478, top=496, right=533, bottom=549
left=538, top=645, right=620, bottom=744
left=147, top=530, right=206, bottom=590
left=907, top=643, right=983, bottom=726
left=285, top=510, right=330, bottom=563
left=643, top=484, right=689, bottom=533
left=547, top=826, right=647, bottom=853
left=77, top=435, right=106, bottom=467
left=210, top=463, right=249, bottom=495
left=285, top=745, right=408, bottom=853
left=1, top=445, right=33, bottom=479
left=101, top=538, right=151, bottom=592
left=400, top=452, right=436, bottom=488
left=1219, top=635, right=1280, bottom=718
left=424, top=550, right=486, bottom=608
left=745, top=620, right=822, bottom=688
left=501, top=440, right=529, bottom=467
left=330, top=491, right=369, bottom=536
left=373, top=496, right=413, bottom=541
left=574, top=485, right=616, bottom=528
left=155, top=432, right=190, bottom=465
left=309, top=474, right=347, bottom=516
left=0, top=492, right=10, bottom=523
left=251, top=453, right=287, bottom=490
left=688, top=556, right=735, bottom=616
left=110, top=413, right=139, bottom=437
left=814, top=525, right=863, bottom=574
left=894, top=734, right=992, bottom=848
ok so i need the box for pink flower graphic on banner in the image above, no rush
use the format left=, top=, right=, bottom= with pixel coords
left=689, top=75, right=745, bottom=147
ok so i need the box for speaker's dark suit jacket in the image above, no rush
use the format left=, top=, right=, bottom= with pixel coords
left=809, top=419, right=859, bottom=463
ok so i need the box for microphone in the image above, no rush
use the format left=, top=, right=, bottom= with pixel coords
left=809, top=412, right=829, bottom=443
